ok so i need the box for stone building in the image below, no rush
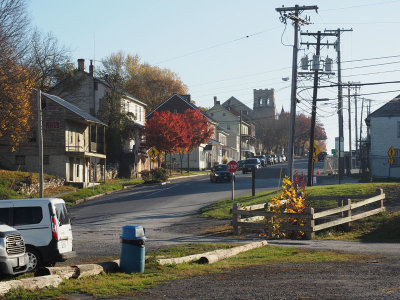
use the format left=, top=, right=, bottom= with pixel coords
left=50, top=59, right=148, bottom=177
left=253, top=88, right=276, bottom=120
left=0, top=91, right=107, bottom=187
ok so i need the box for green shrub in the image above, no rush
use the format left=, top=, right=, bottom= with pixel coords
left=140, top=168, right=168, bottom=183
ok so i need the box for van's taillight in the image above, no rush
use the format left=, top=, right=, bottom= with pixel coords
left=51, top=216, right=58, bottom=240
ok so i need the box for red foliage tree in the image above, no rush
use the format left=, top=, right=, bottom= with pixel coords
left=183, top=109, right=214, bottom=172
left=145, top=111, right=189, bottom=172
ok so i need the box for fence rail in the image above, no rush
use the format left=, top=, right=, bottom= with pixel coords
left=232, top=189, right=386, bottom=240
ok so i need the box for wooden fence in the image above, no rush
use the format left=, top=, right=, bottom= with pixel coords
left=232, top=189, right=386, bottom=239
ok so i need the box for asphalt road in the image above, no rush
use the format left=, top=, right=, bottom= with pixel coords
left=67, top=158, right=352, bottom=260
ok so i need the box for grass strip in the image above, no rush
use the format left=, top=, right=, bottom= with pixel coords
left=5, top=244, right=367, bottom=299
left=200, top=182, right=399, bottom=220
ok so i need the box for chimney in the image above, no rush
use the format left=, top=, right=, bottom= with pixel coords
left=89, top=60, right=94, bottom=76
left=214, top=96, right=220, bottom=106
left=77, top=59, right=85, bottom=71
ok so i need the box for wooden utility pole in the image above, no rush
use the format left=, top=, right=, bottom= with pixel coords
left=299, top=31, right=336, bottom=186
left=275, top=4, right=318, bottom=180
left=239, top=110, right=242, bottom=161
left=325, top=28, right=352, bottom=182
left=347, top=83, right=352, bottom=172
left=37, top=90, right=44, bottom=198
left=307, top=31, right=321, bottom=186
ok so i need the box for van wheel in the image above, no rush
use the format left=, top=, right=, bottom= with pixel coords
left=26, top=247, right=41, bottom=272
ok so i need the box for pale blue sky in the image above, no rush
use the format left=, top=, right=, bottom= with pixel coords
left=28, top=0, right=400, bottom=151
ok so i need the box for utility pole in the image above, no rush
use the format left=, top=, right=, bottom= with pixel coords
left=325, top=28, right=352, bottom=183
left=360, top=97, right=364, bottom=145
left=299, top=31, right=335, bottom=186
left=276, top=4, right=318, bottom=180
left=37, top=90, right=44, bottom=198
left=347, top=83, right=352, bottom=173
left=239, top=110, right=242, bottom=161
left=306, top=31, right=321, bottom=186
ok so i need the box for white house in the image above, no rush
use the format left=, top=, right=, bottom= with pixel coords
left=366, top=95, right=400, bottom=178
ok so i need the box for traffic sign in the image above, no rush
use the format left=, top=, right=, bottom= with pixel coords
left=389, top=158, right=394, bottom=164
left=388, top=146, right=396, bottom=158
left=148, top=147, right=159, bottom=159
left=227, top=160, right=239, bottom=173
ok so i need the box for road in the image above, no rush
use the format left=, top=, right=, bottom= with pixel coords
left=69, top=160, right=297, bottom=258
left=68, top=159, right=338, bottom=259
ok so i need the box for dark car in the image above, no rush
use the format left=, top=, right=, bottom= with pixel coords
left=318, top=151, right=327, bottom=161
left=254, top=155, right=266, bottom=167
left=242, top=158, right=262, bottom=174
left=237, top=160, right=245, bottom=170
left=210, top=164, right=233, bottom=182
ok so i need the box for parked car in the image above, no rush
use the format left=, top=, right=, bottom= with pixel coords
left=254, top=155, right=267, bottom=167
left=0, top=225, right=28, bottom=275
left=210, top=164, right=233, bottom=182
left=277, top=155, right=284, bottom=163
left=237, top=160, right=245, bottom=171
left=318, top=151, right=328, bottom=161
left=242, top=158, right=262, bottom=174
left=271, top=155, right=278, bottom=164
left=265, top=155, right=274, bottom=165
left=0, top=198, right=76, bottom=272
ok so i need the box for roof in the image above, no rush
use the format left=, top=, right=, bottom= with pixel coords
left=146, top=94, right=217, bottom=124
left=42, top=92, right=107, bottom=126
left=94, top=76, right=147, bottom=107
left=366, top=94, right=400, bottom=121
left=222, top=96, right=255, bottom=119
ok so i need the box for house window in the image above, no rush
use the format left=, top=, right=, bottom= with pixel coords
left=222, top=112, right=226, bottom=116
left=15, top=155, right=25, bottom=165
left=227, top=124, right=230, bottom=130
left=76, top=159, right=80, bottom=177
left=210, top=113, right=214, bottom=116
left=29, top=131, right=37, bottom=143
left=94, top=81, right=98, bottom=90
left=173, top=109, right=178, bottom=113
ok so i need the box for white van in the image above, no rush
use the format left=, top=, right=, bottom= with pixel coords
left=0, top=198, right=75, bottom=271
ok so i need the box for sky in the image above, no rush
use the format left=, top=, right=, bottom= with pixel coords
left=28, top=0, right=400, bottom=152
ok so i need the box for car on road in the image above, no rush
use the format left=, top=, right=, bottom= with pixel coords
left=237, top=160, right=245, bottom=170
left=265, top=155, right=274, bottom=165
left=242, top=158, right=262, bottom=174
left=318, top=151, right=328, bottom=161
left=210, top=164, right=233, bottom=182
left=271, top=155, right=279, bottom=164
left=254, top=155, right=267, bottom=167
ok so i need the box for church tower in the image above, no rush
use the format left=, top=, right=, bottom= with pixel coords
left=253, top=88, right=276, bottom=120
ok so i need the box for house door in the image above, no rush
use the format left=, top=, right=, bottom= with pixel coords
left=69, top=157, right=74, bottom=182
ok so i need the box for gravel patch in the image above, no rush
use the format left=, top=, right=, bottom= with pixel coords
left=137, top=259, right=400, bottom=299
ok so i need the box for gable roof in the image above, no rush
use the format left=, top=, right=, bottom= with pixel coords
left=222, top=96, right=255, bottom=119
left=366, top=94, right=400, bottom=121
left=42, top=92, right=107, bottom=126
left=146, top=94, right=217, bottom=124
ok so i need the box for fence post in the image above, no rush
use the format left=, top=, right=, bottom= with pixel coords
left=232, top=203, right=241, bottom=235
left=305, top=207, right=315, bottom=240
left=376, top=188, right=384, bottom=209
left=344, top=198, right=351, bottom=231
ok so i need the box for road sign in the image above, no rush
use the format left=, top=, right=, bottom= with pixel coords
left=313, top=142, right=320, bottom=157
left=388, top=146, right=396, bottom=158
left=389, top=157, right=394, bottom=164
left=148, top=147, right=159, bottom=159
left=227, top=160, right=239, bottom=173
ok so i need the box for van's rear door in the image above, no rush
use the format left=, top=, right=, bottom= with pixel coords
left=53, top=200, right=73, bottom=254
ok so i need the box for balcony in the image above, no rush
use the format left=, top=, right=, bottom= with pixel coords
left=241, top=143, right=255, bottom=153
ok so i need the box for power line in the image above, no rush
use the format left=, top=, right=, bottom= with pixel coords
left=155, top=26, right=282, bottom=65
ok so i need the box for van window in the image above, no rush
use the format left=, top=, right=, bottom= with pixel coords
left=55, top=203, right=70, bottom=225
left=13, top=207, right=43, bottom=226
left=0, top=208, right=11, bottom=225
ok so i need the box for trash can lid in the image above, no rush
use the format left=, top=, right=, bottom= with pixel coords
left=121, top=225, right=146, bottom=240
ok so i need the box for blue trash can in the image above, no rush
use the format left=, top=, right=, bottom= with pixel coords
left=120, top=225, right=146, bottom=273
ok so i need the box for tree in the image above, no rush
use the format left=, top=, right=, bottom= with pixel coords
left=183, top=109, right=213, bottom=171
left=101, top=52, right=188, bottom=111
left=0, top=46, right=34, bottom=150
left=0, top=0, right=30, bottom=59
left=29, top=30, right=74, bottom=92
left=97, top=72, right=135, bottom=162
